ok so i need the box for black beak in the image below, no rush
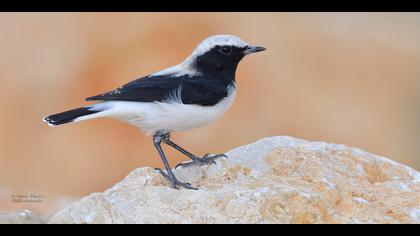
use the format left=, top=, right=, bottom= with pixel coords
left=243, top=45, right=266, bottom=55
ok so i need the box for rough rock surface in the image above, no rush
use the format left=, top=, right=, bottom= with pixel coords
left=0, top=210, right=45, bottom=224
left=49, top=136, right=420, bottom=224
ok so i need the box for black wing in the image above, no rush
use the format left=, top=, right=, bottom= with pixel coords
left=86, top=74, right=231, bottom=106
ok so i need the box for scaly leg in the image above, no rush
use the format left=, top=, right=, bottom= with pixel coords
left=152, top=131, right=197, bottom=190
left=160, top=133, right=227, bottom=169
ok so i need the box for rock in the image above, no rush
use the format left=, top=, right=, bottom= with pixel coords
left=0, top=210, right=45, bottom=224
left=49, top=136, right=420, bottom=224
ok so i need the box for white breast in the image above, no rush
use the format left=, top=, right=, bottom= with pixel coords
left=93, top=85, right=237, bottom=135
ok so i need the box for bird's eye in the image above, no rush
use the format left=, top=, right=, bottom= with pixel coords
left=218, top=46, right=232, bottom=55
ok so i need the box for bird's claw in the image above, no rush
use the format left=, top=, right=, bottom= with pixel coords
left=154, top=168, right=198, bottom=190
left=175, top=153, right=228, bottom=169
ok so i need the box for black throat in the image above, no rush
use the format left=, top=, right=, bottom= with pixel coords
left=190, top=46, right=246, bottom=83
left=192, top=59, right=238, bottom=83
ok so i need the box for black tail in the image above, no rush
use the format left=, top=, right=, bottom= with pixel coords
left=43, top=107, right=100, bottom=126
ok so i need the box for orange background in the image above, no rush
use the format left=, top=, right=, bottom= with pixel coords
left=0, top=13, right=419, bottom=216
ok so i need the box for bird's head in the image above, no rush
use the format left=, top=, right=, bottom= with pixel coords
left=183, top=35, right=265, bottom=76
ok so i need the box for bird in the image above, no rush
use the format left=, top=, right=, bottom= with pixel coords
left=43, top=34, right=265, bottom=190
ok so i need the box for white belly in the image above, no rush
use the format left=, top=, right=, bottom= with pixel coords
left=92, top=87, right=236, bottom=135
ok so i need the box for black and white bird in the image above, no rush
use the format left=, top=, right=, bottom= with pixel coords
left=43, top=35, right=265, bottom=190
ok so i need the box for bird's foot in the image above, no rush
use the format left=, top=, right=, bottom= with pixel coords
left=175, top=153, right=228, bottom=169
left=154, top=168, right=198, bottom=190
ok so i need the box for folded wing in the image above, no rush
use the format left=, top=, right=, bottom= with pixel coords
left=86, top=74, right=229, bottom=106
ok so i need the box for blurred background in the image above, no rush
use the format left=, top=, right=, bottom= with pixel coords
left=0, top=13, right=419, bottom=217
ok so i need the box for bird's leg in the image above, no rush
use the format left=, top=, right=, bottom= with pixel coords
left=153, top=131, right=197, bottom=190
left=160, top=134, right=227, bottom=169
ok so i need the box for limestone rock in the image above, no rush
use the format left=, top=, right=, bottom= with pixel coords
left=49, top=136, right=420, bottom=224
left=0, top=210, right=45, bottom=224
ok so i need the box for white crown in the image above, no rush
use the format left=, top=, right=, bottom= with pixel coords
left=152, top=35, right=250, bottom=77
left=190, top=35, right=249, bottom=58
